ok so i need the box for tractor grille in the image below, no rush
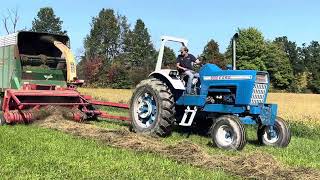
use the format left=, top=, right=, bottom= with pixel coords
left=250, top=83, right=267, bottom=105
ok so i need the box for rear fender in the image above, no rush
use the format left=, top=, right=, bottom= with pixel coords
left=149, top=69, right=185, bottom=90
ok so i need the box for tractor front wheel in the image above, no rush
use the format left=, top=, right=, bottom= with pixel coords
left=130, top=78, right=175, bottom=137
left=210, top=115, right=246, bottom=150
left=257, top=117, right=291, bottom=147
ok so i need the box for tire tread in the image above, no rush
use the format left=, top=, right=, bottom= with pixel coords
left=130, top=78, right=175, bottom=137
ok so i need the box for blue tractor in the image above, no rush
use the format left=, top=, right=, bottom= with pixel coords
left=129, top=34, right=291, bottom=150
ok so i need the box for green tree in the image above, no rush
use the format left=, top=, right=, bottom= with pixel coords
left=226, top=27, right=267, bottom=70
left=162, top=46, right=176, bottom=68
left=301, top=41, right=320, bottom=93
left=120, top=19, right=157, bottom=86
left=84, top=8, right=122, bottom=61
left=274, top=36, right=308, bottom=92
left=264, top=42, right=294, bottom=89
left=80, top=9, right=131, bottom=87
left=31, top=7, right=66, bottom=35
left=117, top=15, right=130, bottom=54
left=274, top=36, right=303, bottom=74
left=124, top=19, right=156, bottom=68
left=201, top=39, right=226, bottom=68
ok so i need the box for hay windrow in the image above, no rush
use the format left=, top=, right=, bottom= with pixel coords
left=33, top=112, right=320, bottom=180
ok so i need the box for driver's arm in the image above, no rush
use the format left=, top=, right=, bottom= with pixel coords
left=177, top=63, right=187, bottom=71
left=190, top=54, right=200, bottom=65
left=195, top=59, right=201, bottom=64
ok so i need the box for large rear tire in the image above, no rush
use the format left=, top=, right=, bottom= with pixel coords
left=210, top=115, right=246, bottom=150
left=130, top=78, right=175, bottom=137
left=257, top=117, right=291, bottom=147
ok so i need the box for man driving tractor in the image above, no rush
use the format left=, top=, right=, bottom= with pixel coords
left=176, top=46, right=201, bottom=94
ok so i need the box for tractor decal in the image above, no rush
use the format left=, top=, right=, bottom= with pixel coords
left=203, top=75, right=252, bottom=81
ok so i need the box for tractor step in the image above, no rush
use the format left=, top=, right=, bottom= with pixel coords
left=179, top=106, right=197, bottom=126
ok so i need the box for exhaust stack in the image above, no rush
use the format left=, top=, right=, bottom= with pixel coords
left=232, top=33, right=239, bottom=70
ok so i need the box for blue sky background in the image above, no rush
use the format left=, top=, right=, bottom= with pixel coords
left=0, top=0, right=319, bottom=57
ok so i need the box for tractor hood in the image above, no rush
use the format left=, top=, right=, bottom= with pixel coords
left=199, top=64, right=270, bottom=105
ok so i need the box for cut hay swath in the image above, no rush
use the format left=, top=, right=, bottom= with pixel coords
left=33, top=108, right=320, bottom=179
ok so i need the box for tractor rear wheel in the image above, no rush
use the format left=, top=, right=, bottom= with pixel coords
left=130, top=78, right=175, bottom=137
left=257, top=117, right=291, bottom=147
left=210, top=115, right=246, bottom=150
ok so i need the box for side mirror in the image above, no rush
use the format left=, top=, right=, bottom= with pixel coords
left=226, top=64, right=232, bottom=70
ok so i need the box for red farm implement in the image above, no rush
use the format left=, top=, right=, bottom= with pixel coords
left=0, top=32, right=130, bottom=125
left=1, top=84, right=130, bottom=124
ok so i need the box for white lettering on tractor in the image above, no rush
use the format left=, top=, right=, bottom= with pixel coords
left=203, top=75, right=252, bottom=81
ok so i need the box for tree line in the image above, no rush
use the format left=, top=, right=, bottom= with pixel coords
left=5, top=7, right=320, bottom=93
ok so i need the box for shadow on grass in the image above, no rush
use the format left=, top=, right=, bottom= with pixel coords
left=246, top=139, right=261, bottom=146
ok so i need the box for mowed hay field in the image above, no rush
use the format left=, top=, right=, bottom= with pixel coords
left=80, top=88, right=132, bottom=104
left=79, top=88, right=320, bottom=125
left=1, top=88, right=320, bottom=179
left=268, top=93, right=320, bottom=125
left=78, top=88, right=320, bottom=176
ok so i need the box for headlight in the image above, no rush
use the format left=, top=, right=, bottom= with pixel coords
left=169, top=70, right=178, bottom=77
left=256, top=73, right=268, bottom=83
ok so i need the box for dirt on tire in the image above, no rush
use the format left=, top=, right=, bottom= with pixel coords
left=34, top=112, right=320, bottom=180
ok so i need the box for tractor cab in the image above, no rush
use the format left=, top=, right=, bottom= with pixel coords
left=150, top=36, right=195, bottom=94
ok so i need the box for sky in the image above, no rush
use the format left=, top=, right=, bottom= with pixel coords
left=0, top=0, right=319, bottom=57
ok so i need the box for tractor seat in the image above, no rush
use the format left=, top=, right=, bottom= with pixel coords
left=178, top=72, right=200, bottom=94
left=179, top=72, right=198, bottom=83
left=179, top=73, right=189, bottom=82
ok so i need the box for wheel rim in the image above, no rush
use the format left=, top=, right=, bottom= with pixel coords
left=262, top=126, right=279, bottom=144
left=215, top=125, right=234, bottom=146
left=134, top=91, right=157, bottom=128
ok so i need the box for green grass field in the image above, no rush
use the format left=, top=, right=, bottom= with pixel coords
left=0, top=125, right=235, bottom=179
left=1, top=90, right=320, bottom=179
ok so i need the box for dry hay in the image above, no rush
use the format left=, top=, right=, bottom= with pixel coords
left=31, top=110, right=320, bottom=180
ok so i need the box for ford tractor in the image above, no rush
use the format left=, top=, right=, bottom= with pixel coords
left=129, top=34, right=291, bottom=150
